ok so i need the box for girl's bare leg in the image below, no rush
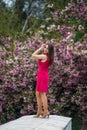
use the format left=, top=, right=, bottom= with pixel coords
left=35, top=91, right=42, bottom=117
left=41, top=92, right=49, bottom=118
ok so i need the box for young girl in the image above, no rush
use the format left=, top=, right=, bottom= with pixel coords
left=32, top=43, right=54, bottom=118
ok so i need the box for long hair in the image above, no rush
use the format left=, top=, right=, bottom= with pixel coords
left=48, top=44, right=54, bottom=65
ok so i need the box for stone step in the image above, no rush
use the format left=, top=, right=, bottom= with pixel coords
left=0, top=115, right=72, bottom=130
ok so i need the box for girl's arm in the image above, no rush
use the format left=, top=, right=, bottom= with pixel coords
left=32, top=45, right=47, bottom=60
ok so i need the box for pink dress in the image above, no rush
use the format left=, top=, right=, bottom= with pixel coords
left=36, top=54, right=50, bottom=92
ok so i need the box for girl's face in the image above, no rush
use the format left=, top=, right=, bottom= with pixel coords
left=43, top=45, right=48, bottom=54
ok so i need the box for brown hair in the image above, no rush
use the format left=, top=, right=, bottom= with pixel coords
left=48, top=44, right=54, bottom=65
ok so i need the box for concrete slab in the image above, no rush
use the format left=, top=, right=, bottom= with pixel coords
left=0, top=115, right=72, bottom=130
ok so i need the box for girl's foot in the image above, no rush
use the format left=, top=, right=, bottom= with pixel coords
left=41, top=111, right=50, bottom=118
left=33, top=111, right=43, bottom=118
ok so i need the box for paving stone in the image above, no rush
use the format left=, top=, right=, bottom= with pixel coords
left=0, top=115, right=72, bottom=130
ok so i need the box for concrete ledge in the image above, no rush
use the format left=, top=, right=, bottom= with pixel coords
left=0, top=115, right=72, bottom=130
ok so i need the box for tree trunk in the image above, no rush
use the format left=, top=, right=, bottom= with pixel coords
left=22, top=15, right=31, bottom=33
